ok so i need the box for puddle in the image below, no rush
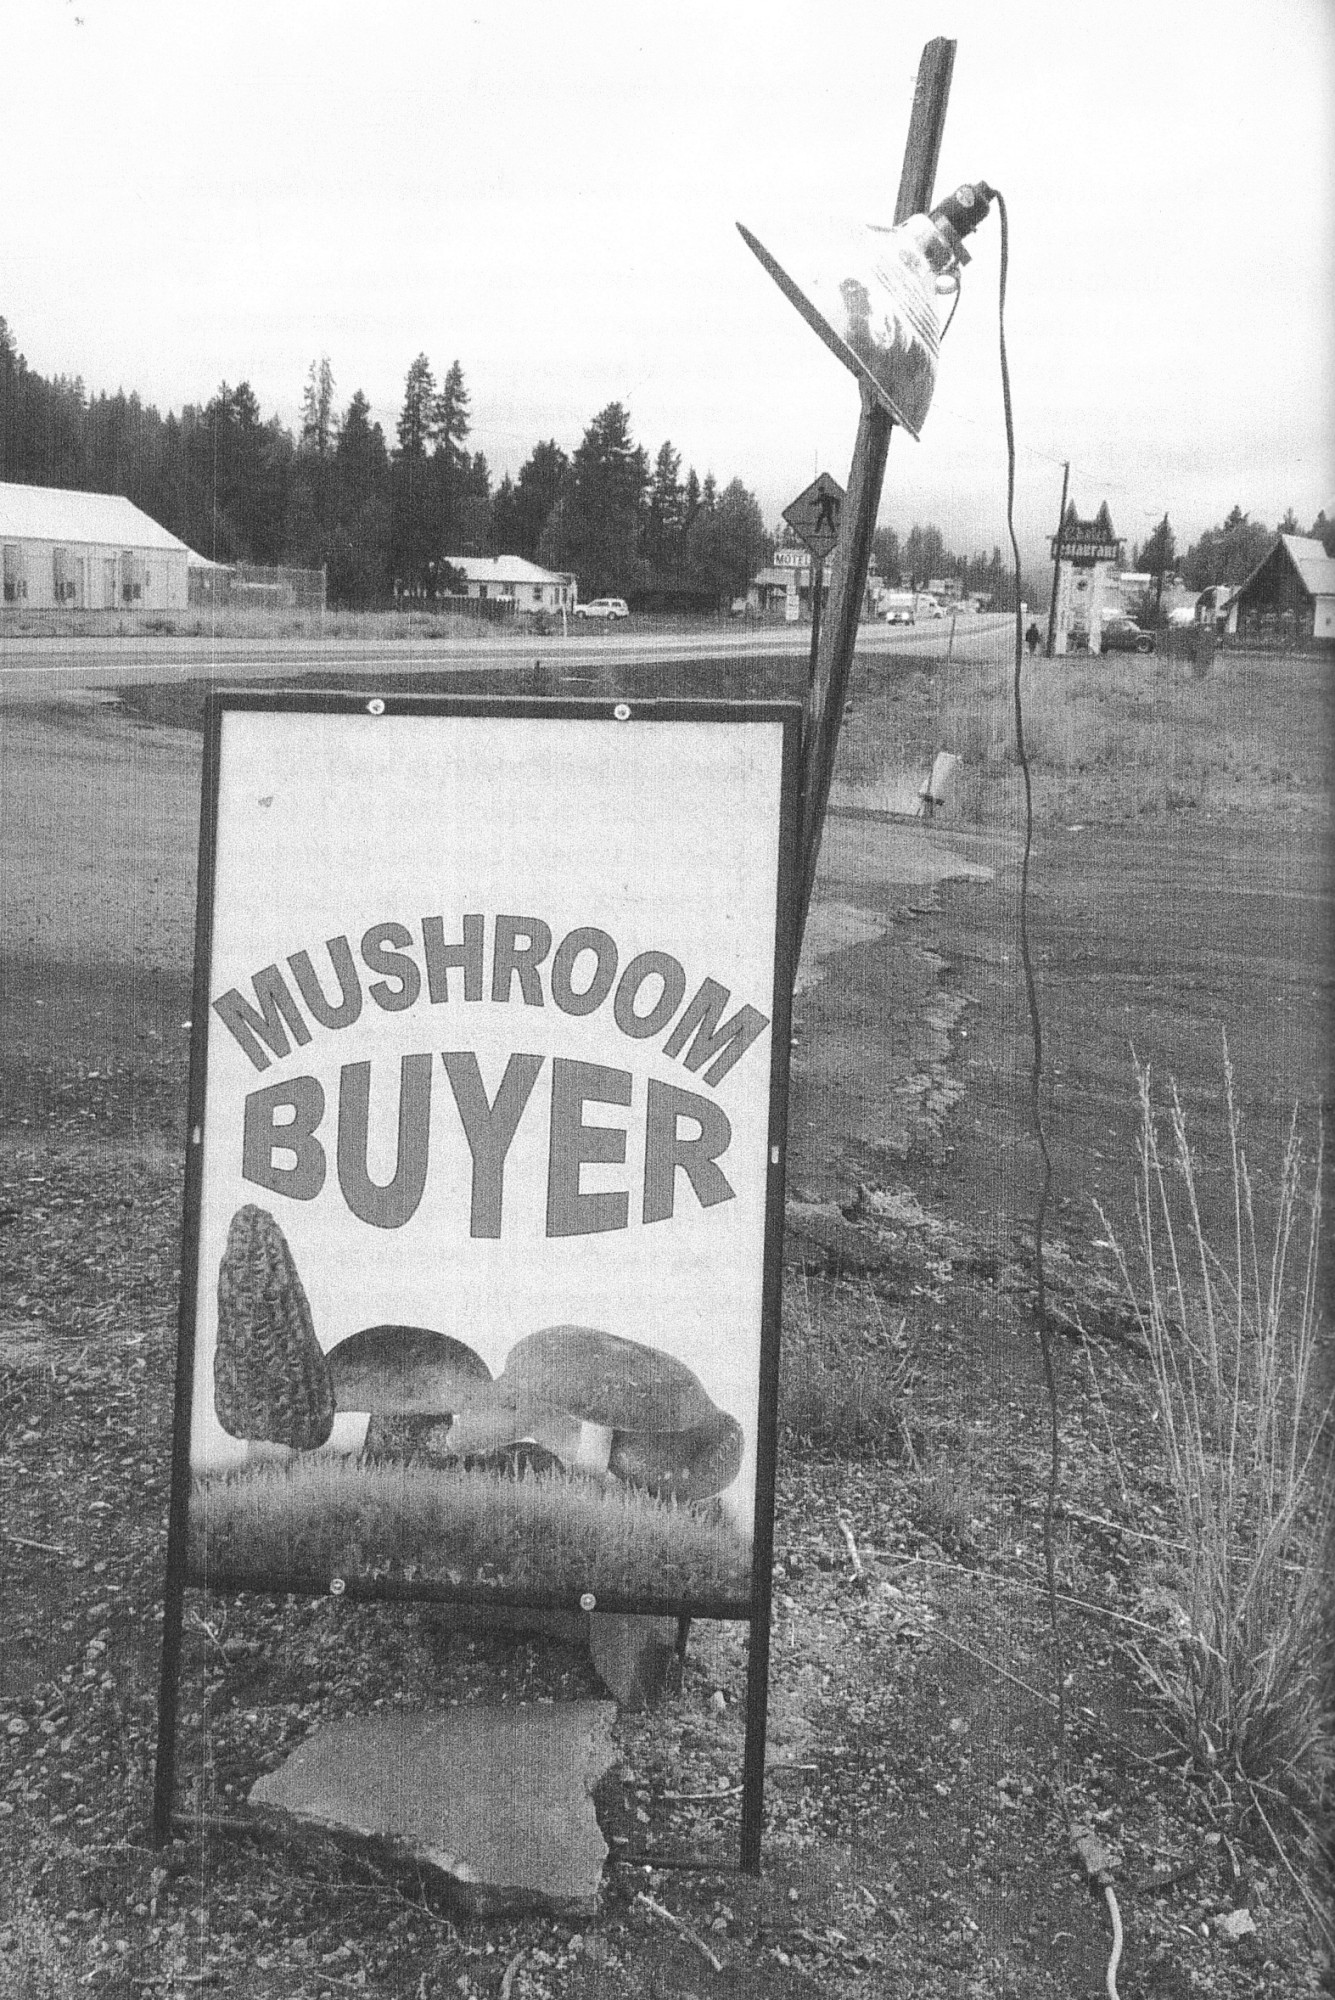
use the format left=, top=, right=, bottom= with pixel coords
left=794, top=901, right=887, bottom=995
left=796, top=822, right=994, bottom=997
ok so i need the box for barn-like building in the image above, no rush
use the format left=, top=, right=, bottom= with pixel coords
left=1226, top=534, right=1335, bottom=644
left=1, top=482, right=192, bottom=612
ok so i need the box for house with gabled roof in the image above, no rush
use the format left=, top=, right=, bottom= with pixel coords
left=1226, top=534, right=1335, bottom=643
left=443, top=554, right=575, bottom=614
left=1, top=481, right=192, bottom=611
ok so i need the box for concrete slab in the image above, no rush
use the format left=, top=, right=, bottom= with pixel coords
left=249, top=1701, right=616, bottom=1913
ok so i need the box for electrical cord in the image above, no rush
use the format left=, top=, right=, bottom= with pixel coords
left=989, top=187, right=1123, bottom=2000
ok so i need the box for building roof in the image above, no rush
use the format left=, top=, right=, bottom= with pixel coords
left=1234, top=533, right=1335, bottom=606
left=1279, top=534, right=1335, bottom=598
left=443, top=554, right=572, bottom=586
left=0, top=481, right=191, bottom=553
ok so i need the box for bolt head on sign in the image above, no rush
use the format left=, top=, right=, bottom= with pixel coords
left=782, top=473, right=844, bottom=561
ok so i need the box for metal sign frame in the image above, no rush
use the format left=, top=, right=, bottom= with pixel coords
left=153, top=689, right=802, bottom=1870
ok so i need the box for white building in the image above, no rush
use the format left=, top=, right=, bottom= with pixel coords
left=443, top=555, right=575, bottom=613
left=0, top=482, right=192, bottom=611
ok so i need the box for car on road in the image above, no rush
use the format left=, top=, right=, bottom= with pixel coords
left=573, top=597, right=630, bottom=621
left=1099, top=618, right=1156, bottom=654
left=881, top=592, right=916, bottom=625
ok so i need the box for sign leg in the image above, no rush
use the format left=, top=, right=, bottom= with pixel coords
left=151, top=1568, right=187, bottom=1845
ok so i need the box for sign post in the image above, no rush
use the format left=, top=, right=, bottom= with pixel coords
left=153, top=691, right=802, bottom=1870
left=792, top=37, right=956, bottom=944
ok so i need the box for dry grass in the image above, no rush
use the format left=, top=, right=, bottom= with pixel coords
left=1097, top=1055, right=1333, bottom=1854
left=190, top=1452, right=751, bottom=1607
left=0, top=604, right=529, bottom=643
left=780, top=1272, right=915, bottom=1458
left=845, top=650, right=1331, bottom=823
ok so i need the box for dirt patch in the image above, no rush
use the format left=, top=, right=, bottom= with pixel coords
left=0, top=658, right=1329, bottom=1996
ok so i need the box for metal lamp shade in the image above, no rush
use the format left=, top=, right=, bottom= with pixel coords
left=738, top=214, right=943, bottom=439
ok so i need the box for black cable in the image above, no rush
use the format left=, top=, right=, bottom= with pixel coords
left=990, top=188, right=1068, bottom=1794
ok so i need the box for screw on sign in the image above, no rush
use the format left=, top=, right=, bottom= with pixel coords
left=782, top=472, right=845, bottom=561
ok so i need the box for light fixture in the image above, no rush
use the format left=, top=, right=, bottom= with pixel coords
left=738, top=183, right=995, bottom=439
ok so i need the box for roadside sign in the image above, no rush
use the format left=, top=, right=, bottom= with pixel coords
left=162, top=692, right=800, bottom=1626
left=782, top=471, right=845, bottom=560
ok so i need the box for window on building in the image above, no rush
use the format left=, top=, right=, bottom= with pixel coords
left=533, top=586, right=544, bottom=604
left=122, top=550, right=142, bottom=603
left=52, top=547, right=75, bottom=603
left=2, top=544, right=23, bottom=603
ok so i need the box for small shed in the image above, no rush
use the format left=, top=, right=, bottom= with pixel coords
left=746, top=565, right=799, bottom=616
left=1226, top=535, right=1335, bottom=643
left=0, top=482, right=191, bottom=611
left=443, top=555, right=575, bottom=613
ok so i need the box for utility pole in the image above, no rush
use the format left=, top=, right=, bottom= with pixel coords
left=793, top=36, right=956, bottom=944
left=1045, top=459, right=1069, bottom=658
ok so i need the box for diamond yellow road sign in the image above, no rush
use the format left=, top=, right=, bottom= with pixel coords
left=782, top=472, right=845, bottom=560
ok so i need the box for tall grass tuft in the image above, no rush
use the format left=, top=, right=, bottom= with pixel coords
left=1098, top=1054, right=1332, bottom=1843
left=780, top=1273, right=915, bottom=1459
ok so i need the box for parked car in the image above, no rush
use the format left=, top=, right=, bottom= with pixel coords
left=917, top=595, right=946, bottom=619
left=1100, top=618, right=1156, bottom=655
left=881, top=592, right=916, bottom=625
left=573, top=597, right=629, bottom=621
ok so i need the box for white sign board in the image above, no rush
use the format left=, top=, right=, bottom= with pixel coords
left=169, top=695, right=800, bottom=1621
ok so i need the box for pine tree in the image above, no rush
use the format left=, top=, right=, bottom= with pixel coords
left=299, top=357, right=336, bottom=458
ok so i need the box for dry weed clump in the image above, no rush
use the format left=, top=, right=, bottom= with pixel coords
left=779, top=1273, right=915, bottom=1459
left=1097, top=1055, right=1332, bottom=1857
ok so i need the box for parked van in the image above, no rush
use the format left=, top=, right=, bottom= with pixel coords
left=881, top=591, right=917, bottom=625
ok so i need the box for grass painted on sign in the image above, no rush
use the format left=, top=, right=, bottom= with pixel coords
left=190, top=1453, right=751, bottom=1603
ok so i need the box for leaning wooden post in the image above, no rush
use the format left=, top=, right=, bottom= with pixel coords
left=793, top=36, right=956, bottom=947
left=738, top=36, right=958, bottom=1879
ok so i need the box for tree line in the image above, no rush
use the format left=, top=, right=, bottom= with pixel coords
left=862, top=521, right=1034, bottom=610
left=1135, top=506, right=1335, bottom=591
left=0, top=318, right=768, bottom=610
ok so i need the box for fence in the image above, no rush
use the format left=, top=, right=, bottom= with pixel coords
left=188, top=562, right=326, bottom=614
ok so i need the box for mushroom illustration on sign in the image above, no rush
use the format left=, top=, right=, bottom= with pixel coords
left=444, top=1327, right=744, bottom=1504
left=323, top=1324, right=493, bottom=1459
left=214, top=1205, right=335, bottom=1450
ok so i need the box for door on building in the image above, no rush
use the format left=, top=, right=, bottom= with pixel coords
left=104, top=558, right=118, bottom=608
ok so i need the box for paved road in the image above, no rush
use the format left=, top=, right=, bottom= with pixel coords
left=0, top=615, right=1016, bottom=704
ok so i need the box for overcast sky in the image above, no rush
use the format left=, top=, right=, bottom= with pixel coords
left=4, top=0, right=1331, bottom=565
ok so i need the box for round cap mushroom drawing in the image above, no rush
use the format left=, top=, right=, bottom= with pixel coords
left=323, top=1323, right=493, bottom=1459
left=444, top=1326, right=744, bottom=1504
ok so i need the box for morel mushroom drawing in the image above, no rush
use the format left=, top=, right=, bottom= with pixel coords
left=214, top=1205, right=335, bottom=1449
